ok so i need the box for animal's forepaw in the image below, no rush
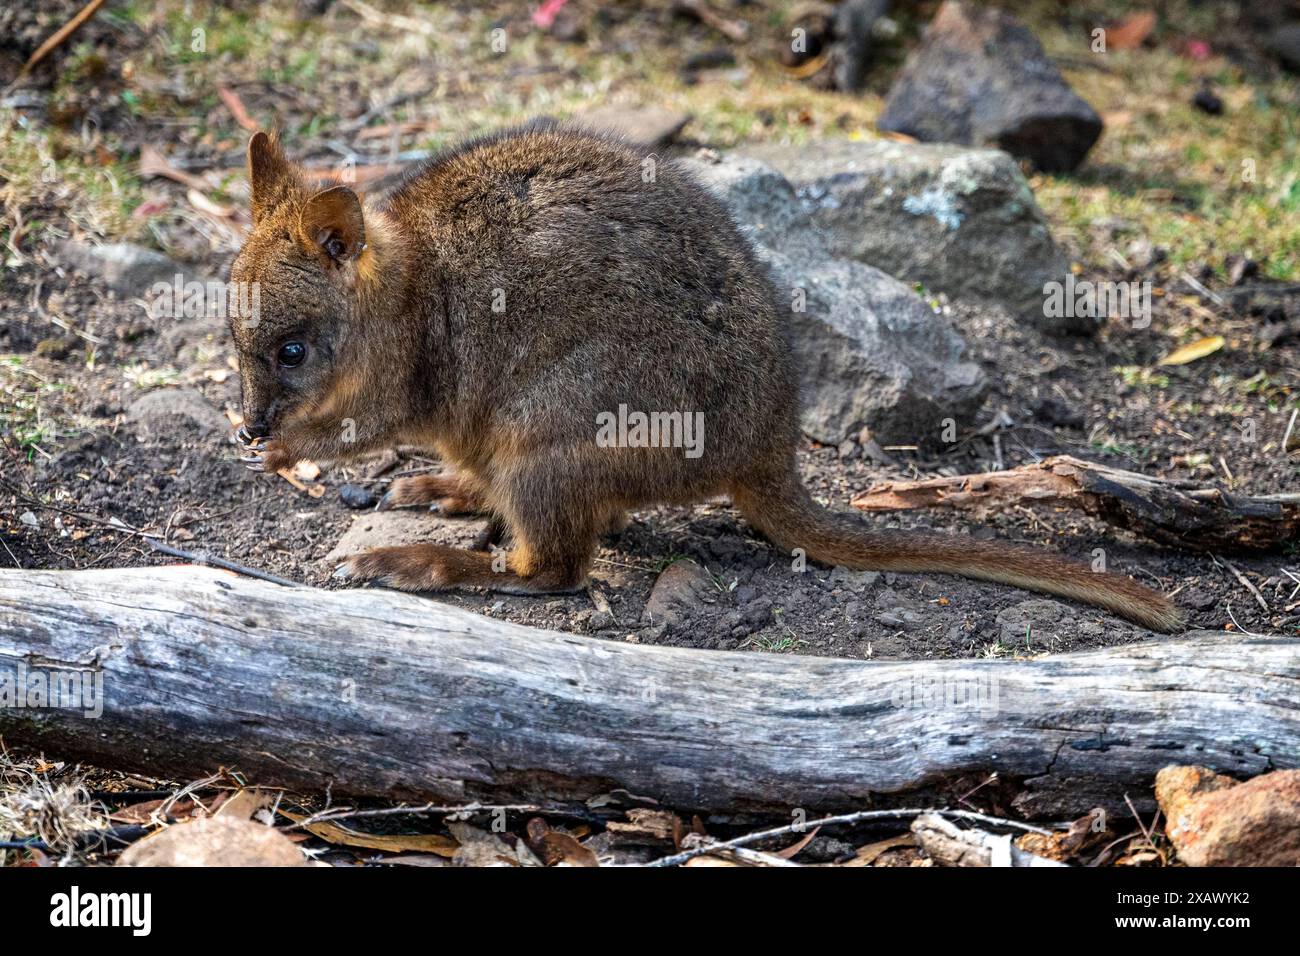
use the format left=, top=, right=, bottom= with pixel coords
left=240, top=437, right=293, bottom=475
left=376, top=474, right=481, bottom=514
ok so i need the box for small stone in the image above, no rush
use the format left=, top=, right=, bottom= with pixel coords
left=339, top=483, right=375, bottom=510
left=643, top=559, right=715, bottom=628
left=574, top=105, right=692, bottom=148
left=324, top=512, right=485, bottom=564
left=1179, top=588, right=1218, bottom=612
left=125, top=388, right=226, bottom=438
left=1226, top=255, right=1257, bottom=287
left=58, top=241, right=201, bottom=296
left=1192, top=87, right=1224, bottom=115
left=741, top=598, right=774, bottom=630
left=20, top=511, right=39, bottom=528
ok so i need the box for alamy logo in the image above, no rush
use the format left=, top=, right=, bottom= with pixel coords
left=595, top=404, right=705, bottom=459
left=1043, top=275, right=1152, bottom=328
left=50, top=887, right=151, bottom=936
left=889, top=675, right=1000, bottom=717
left=147, top=275, right=261, bottom=327
left=0, top=663, right=103, bottom=718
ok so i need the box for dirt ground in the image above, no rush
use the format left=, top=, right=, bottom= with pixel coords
left=2, top=0, right=1298, bottom=664
left=4, top=249, right=1297, bottom=660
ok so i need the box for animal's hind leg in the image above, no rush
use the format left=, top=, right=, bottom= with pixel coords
left=339, top=467, right=600, bottom=594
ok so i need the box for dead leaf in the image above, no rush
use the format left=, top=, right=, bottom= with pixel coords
left=878, top=130, right=919, bottom=144
left=216, top=788, right=270, bottom=821
left=187, top=187, right=235, bottom=219
left=218, top=86, right=260, bottom=132
left=1017, top=808, right=1107, bottom=862
left=276, top=465, right=326, bottom=498
left=842, top=834, right=915, bottom=867
left=525, top=817, right=600, bottom=867
left=277, top=808, right=457, bottom=856
left=774, top=825, right=820, bottom=860
left=117, top=816, right=307, bottom=866
left=138, top=144, right=215, bottom=193
left=1107, top=11, right=1156, bottom=50
left=1157, top=335, right=1225, bottom=366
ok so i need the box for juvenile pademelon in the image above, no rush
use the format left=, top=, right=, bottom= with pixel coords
left=228, top=123, right=1181, bottom=632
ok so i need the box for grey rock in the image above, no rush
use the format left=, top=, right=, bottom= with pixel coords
left=126, top=388, right=226, bottom=438
left=878, top=2, right=1103, bottom=173
left=761, top=246, right=985, bottom=444
left=995, top=597, right=1113, bottom=642
left=825, top=566, right=880, bottom=591
left=1265, top=23, right=1300, bottom=72
left=643, top=559, right=715, bottom=628
left=574, top=105, right=691, bottom=147
left=735, top=140, right=1076, bottom=330
left=682, top=150, right=991, bottom=444
left=58, top=241, right=192, bottom=296
left=739, top=597, right=774, bottom=631
left=324, top=511, right=486, bottom=564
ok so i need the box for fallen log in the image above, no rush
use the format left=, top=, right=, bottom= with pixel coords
left=851, top=454, right=1300, bottom=552
left=1, top=566, right=1297, bottom=818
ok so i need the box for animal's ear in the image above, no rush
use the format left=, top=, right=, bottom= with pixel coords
left=297, top=185, right=366, bottom=263
left=247, top=131, right=296, bottom=225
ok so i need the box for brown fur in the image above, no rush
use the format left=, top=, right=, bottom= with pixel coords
left=229, top=123, right=1182, bottom=633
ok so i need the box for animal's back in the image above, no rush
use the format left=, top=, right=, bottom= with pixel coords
left=383, top=123, right=800, bottom=490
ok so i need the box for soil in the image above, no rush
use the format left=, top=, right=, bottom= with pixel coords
left=4, top=247, right=1296, bottom=661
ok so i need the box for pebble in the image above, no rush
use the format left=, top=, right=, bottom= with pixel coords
left=339, top=483, right=376, bottom=510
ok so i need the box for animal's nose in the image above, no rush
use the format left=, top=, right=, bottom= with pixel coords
left=236, top=421, right=270, bottom=445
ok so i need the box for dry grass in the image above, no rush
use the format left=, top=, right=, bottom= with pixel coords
left=0, top=747, right=107, bottom=864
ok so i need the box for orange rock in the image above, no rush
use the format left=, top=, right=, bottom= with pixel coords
left=1156, top=766, right=1300, bottom=866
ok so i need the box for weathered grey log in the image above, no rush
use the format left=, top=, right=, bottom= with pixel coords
left=852, top=455, right=1300, bottom=553
left=1, top=567, right=1297, bottom=818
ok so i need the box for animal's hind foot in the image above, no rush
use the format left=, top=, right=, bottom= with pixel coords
left=334, top=542, right=584, bottom=594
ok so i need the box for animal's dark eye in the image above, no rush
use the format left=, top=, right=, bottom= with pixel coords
left=277, top=341, right=306, bottom=368
left=325, top=237, right=346, bottom=259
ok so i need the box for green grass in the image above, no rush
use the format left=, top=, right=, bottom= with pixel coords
left=0, top=357, right=74, bottom=461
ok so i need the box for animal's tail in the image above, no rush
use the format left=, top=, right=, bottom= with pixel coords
left=732, top=470, right=1182, bottom=633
